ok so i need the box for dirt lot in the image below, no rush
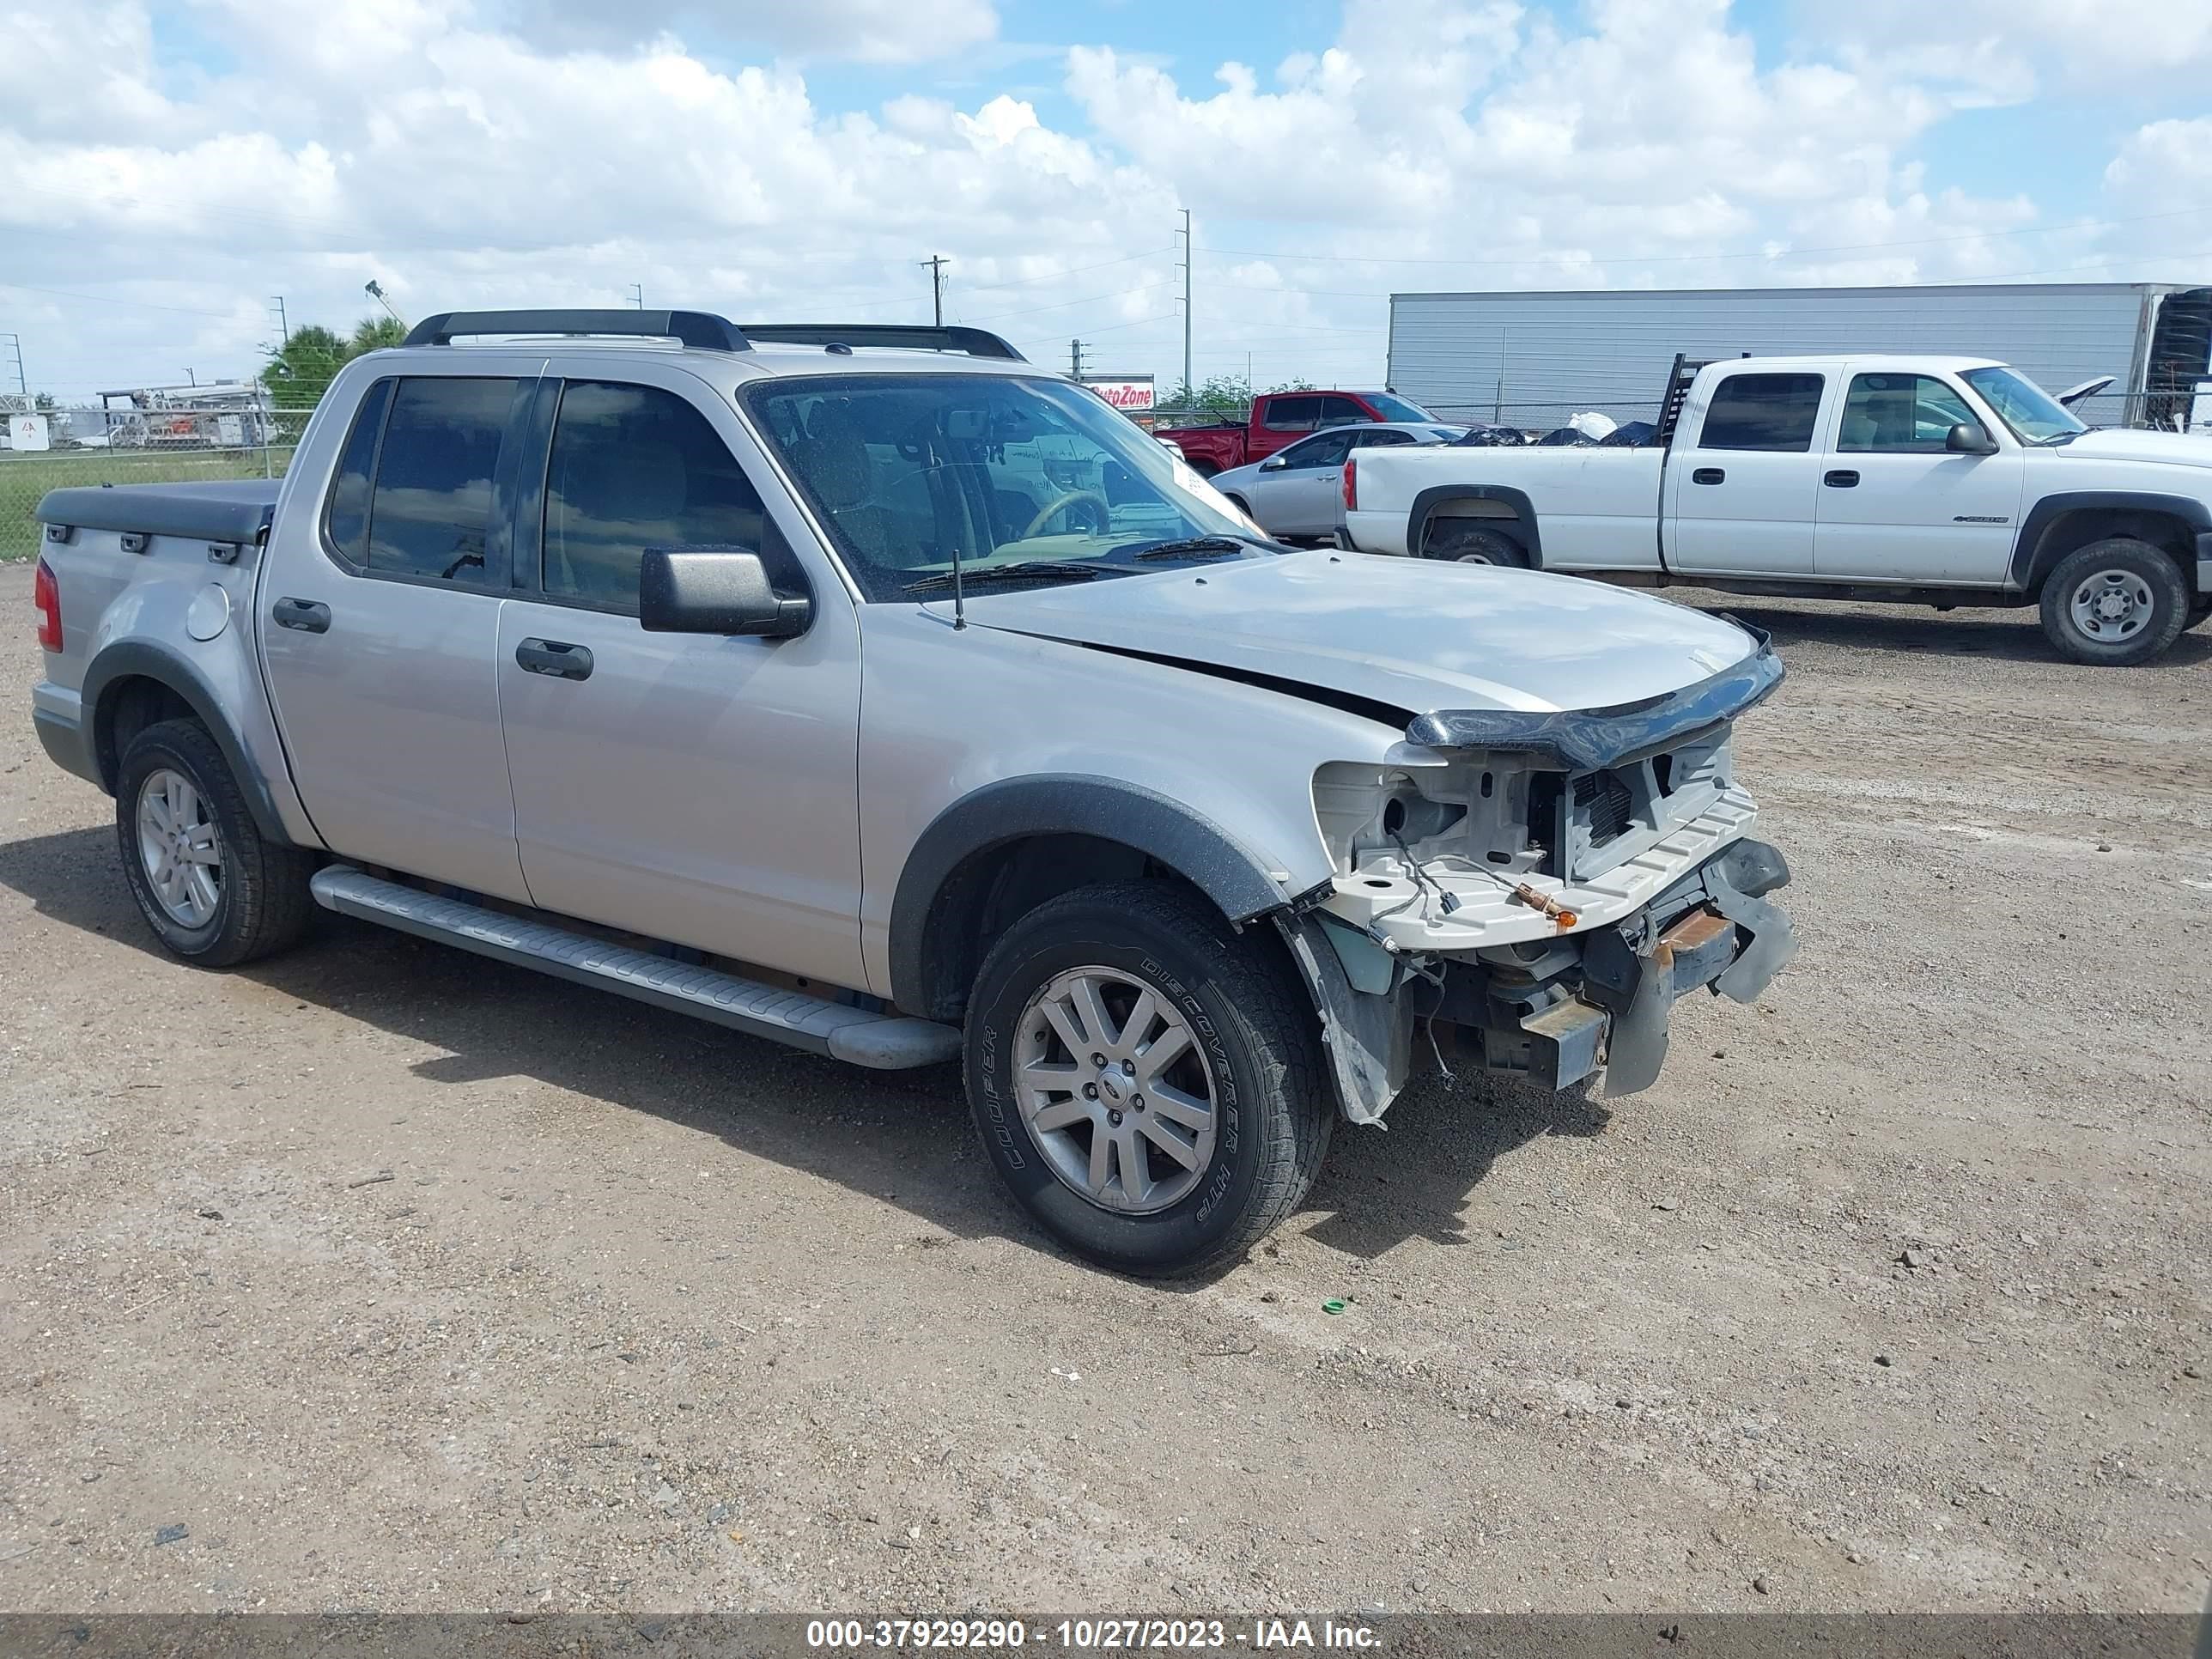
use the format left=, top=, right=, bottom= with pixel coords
left=0, top=561, right=2206, bottom=1616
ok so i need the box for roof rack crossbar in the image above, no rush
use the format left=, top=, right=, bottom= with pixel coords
left=403, top=309, right=750, bottom=350
left=739, top=324, right=1025, bottom=362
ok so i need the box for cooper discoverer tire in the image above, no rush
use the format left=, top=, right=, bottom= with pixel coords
left=2038, top=538, right=2188, bottom=665
left=963, top=881, right=1332, bottom=1277
left=116, top=718, right=317, bottom=967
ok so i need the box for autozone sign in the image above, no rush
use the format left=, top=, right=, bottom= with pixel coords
left=1080, top=375, right=1155, bottom=412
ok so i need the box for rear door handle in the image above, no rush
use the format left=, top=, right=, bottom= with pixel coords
left=1691, top=467, right=1725, bottom=485
left=1824, top=470, right=1860, bottom=488
left=271, top=598, right=330, bottom=634
left=515, top=638, right=593, bottom=682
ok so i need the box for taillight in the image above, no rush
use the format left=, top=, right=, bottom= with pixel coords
left=1342, top=457, right=1358, bottom=512
left=33, top=558, right=62, bottom=653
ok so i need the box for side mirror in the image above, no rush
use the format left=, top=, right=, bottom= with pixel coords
left=1946, top=422, right=1999, bottom=456
left=639, top=548, right=812, bottom=638
left=1259, top=454, right=1288, bottom=471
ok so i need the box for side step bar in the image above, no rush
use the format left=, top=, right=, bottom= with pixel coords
left=307, top=865, right=961, bottom=1070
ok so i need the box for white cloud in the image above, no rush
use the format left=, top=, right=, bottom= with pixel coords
left=1812, top=0, right=2212, bottom=94
left=483, top=0, right=1000, bottom=64
left=0, top=0, right=2191, bottom=404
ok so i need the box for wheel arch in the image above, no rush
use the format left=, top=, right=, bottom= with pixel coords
left=887, top=776, right=1297, bottom=1023
left=1408, top=483, right=1542, bottom=566
left=2011, top=491, right=2209, bottom=596
left=82, top=641, right=294, bottom=843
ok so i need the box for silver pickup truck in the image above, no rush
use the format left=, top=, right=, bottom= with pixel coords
left=30, top=308, right=1796, bottom=1276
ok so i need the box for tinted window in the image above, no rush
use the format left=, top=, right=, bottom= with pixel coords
left=1283, top=432, right=1352, bottom=468
left=543, top=381, right=768, bottom=611
left=1838, top=374, right=1978, bottom=453
left=1365, top=392, right=1436, bottom=422
left=1318, top=396, right=1368, bottom=427
left=1697, top=374, right=1825, bottom=453
left=1261, top=395, right=1324, bottom=432
left=367, top=378, right=520, bottom=583
left=1354, top=428, right=1416, bottom=447
left=323, top=378, right=392, bottom=566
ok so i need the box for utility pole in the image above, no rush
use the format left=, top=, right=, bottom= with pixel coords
left=628, top=283, right=644, bottom=310
left=270, top=296, right=289, bottom=344
left=919, top=255, right=948, bottom=325
left=1176, top=208, right=1193, bottom=398
left=1070, top=339, right=1086, bottom=378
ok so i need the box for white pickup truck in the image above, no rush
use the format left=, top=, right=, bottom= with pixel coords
left=1341, top=353, right=2212, bottom=665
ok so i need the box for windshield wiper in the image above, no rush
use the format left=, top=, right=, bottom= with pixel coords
left=2033, top=431, right=2086, bottom=446
left=902, top=561, right=1122, bottom=594
left=1123, top=536, right=1254, bottom=562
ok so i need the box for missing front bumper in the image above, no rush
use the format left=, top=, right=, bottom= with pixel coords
left=1455, top=837, right=1797, bottom=1097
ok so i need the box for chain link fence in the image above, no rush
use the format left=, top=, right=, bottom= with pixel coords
left=2, top=403, right=316, bottom=562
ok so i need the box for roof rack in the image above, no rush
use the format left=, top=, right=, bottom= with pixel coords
left=401, top=309, right=1025, bottom=362
left=739, top=324, right=1024, bottom=361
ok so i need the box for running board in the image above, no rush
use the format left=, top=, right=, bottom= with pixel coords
left=307, top=865, right=961, bottom=1070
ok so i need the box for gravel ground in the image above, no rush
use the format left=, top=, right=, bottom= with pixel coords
left=0, top=562, right=2206, bottom=1615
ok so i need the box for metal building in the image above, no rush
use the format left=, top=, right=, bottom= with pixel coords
left=1385, top=283, right=2212, bottom=432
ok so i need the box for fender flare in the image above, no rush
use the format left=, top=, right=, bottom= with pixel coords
left=80, top=640, right=295, bottom=842
left=2008, top=490, right=2212, bottom=592
left=887, top=775, right=1295, bottom=1018
left=1407, top=483, right=1542, bottom=566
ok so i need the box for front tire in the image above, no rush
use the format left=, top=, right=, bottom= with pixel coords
left=2039, top=538, right=2188, bottom=665
left=116, top=719, right=316, bottom=967
left=963, top=881, right=1332, bottom=1277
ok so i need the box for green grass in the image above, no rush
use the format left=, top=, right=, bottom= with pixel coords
left=1, top=448, right=294, bottom=562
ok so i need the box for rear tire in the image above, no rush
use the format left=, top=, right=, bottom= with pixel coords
left=963, top=881, right=1332, bottom=1278
left=116, top=718, right=317, bottom=967
left=1426, top=525, right=1528, bottom=568
left=2038, top=538, right=2188, bottom=665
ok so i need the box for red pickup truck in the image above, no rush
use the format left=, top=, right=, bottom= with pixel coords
left=1158, top=388, right=1439, bottom=476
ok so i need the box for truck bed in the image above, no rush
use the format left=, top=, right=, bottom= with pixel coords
left=37, top=479, right=281, bottom=546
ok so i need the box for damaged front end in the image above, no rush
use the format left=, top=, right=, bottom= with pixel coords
left=1279, top=629, right=1796, bottom=1125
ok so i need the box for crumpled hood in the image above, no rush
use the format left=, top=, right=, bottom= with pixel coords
left=953, top=550, right=1762, bottom=715
left=2051, top=428, right=2212, bottom=469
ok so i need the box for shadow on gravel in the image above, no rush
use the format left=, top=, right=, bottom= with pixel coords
left=1705, top=600, right=2212, bottom=669
left=0, top=823, right=1581, bottom=1281
left=1299, top=1072, right=1609, bottom=1260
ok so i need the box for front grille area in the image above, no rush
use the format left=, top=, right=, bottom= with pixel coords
left=1573, top=769, right=1634, bottom=847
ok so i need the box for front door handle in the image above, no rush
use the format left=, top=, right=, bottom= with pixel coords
left=1824, top=470, right=1861, bottom=488
left=1691, top=467, right=1726, bottom=485
left=515, top=638, right=594, bottom=682
left=271, top=598, right=331, bottom=634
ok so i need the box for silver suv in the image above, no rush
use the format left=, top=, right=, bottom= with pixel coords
left=29, top=309, right=1796, bottom=1276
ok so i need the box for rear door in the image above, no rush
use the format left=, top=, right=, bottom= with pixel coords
left=1663, top=370, right=1828, bottom=576
left=1812, top=368, right=2024, bottom=584
left=492, top=364, right=867, bottom=988
left=260, top=364, right=541, bottom=901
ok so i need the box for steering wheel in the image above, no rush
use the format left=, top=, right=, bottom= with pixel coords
left=1020, top=489, right=1112, bottom=541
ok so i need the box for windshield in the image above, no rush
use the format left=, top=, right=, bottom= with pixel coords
left=1961, top=367, right=2088, bottom=444
left=1364, top=392, right=1436, bottom=422
left=744, top=374, right=1267, bottom=600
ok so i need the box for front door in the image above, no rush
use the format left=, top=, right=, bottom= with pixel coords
left=494, top=368, right=867, bottom=989
left=1813, top=371, right=2025, bottom=585
left=1249, top=429, right=1352, bottom=536
left=1663, top=370, right=1827, bottom=577
left=260, top=367, right=540, bottom=902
